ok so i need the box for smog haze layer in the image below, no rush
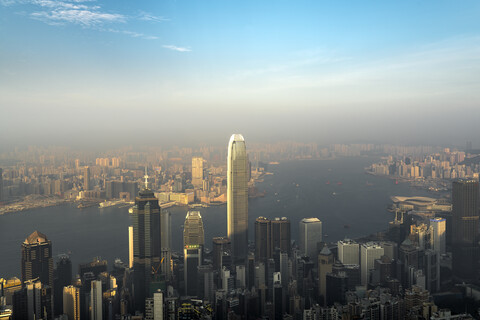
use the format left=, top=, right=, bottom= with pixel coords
left=1, top=1, right=480, bottom=149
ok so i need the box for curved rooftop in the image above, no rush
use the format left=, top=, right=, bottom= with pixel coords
left=229, top=134, right=245, bottom=143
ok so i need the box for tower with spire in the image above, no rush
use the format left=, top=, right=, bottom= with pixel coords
left=131, top=167, right=161, bottom=312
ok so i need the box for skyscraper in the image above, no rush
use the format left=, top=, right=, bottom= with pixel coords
left=452, top=179, right=479, bottom=279
left=63, top=285, right=80, bottom=320
left=255, top=217, right=272, bottom=262
left=84, top=166, right=91, bottom=191
left=90, top=280, right=103, bottom=320
left=271, top=217, right=291, bottom=256
left=21, top=231, right=53, bottom=289
left=318, top=245, right=334, bottom=306
left=192, top=157, right=204, bottom=189
left=337, top=239, right=360, bottom=265
left=128, top=225, right=134, bottom=268
left=299, top=218, right=322, bottom=259
left=360, top=242, right=384, bottom=286
left=212, top=237, right=231, bottom=271
left=132, top=171, right=162, bottom=311
left=227, top=134, right=248, bottom=263
left=183, top=211, right=205, bottom=296
left=161, top=210, right=172, bottom=250
left=183, top=211, right=205, bottom=247
left=430, top=218, right=446, bottom=255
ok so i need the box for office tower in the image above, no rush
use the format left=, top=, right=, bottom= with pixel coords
left=236, top=265, right=246, bottom=288
left=13, top=280, right=53, bottom=320
left=63, top=285, right=80, bottom=320
left=183, top=211, right=205, bottom=296
left=299, top=218, right=322, bottom=259
left=255, top=217, right=272, bottom=262
left=145, top=289, right=164, bottom=320
left=227, top=134, right=249, bottom=262
left=79, top=257, right=107, bottom=278
left=332, top=262, right=360, bottom=290
left=128, top=225, right=134, bottom=268
left=154, top=290, right=165, bottom=320
left=318, top=246, right=334, bottom=306
left=132, top=172, right=162, bottom=311
left=360, top=242, right=384, bottom=286
left=430, top=218, right=446, bottom=255
left=279, top=252, right=289, bottom=287
left=183, top=211, right=205, bottom=247
left=326, top=272, right=348, bottom=306
left=192, top=157, right=204, bottom=189
left=212, top=237, right=231, bottom=271
left=161, top=211, right=172, bottom=250
left=84, top=166, right=91, bottom=190
left=337, top=239, right=359, bottom=265
left=197, top=265, right=214, bottom=302
left=452, top=179, right=479, bottom=279
left=271, top=217, right=291, bottom=256
left=21, top=231, right=53, bottom=289
left=273, top=272, right=284, bottom=320
left=91, top=280, right=102, bottom=320
left=54, top=255, right=72, bottom=316
left=424, top=250, right=440, bottom=293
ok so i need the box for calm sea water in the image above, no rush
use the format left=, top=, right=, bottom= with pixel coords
left=0, top=157, right=434, bottom=278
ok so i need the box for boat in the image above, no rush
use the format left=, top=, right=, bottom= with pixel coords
left=326, top=181, right=330, bottom=185
left=344, top=224, right=350, bottom=229
left=337, top=182, right=343, bottom=186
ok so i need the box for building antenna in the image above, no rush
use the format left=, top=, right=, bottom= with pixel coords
left=144, top=166, right=149, bottom=190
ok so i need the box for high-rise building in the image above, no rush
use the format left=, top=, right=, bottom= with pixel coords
left=299, top=218, right=322, bottom=259
left=227, top=134, right=249, bottom=263
left=128, top=225, right=134, bottom=268
left=318, top=246, right=334, bottom=306
left=84, top=166, right=91, bottom=191
left=161, top=211, right=172, bottom=251
left=63, top=285, right=80, bottom=320
left=192, top=157, right=204, bottom=189
left=271, top=217, right=291, bottom=256
left=132, top=172, right=162, bottom=311
left=54, top=255, right=72, bottom=316
left=337, top=239, right=359, bottom=265
left=90, top=280, right=102, bottom=320
left=452, top=179, right=479, bottom=279
left=13, top=279, right=53, bottom=320
left=360, top=242, right=384, bottom=286
left=184, top=211, right=205, bottom=247
left=255, top=217, right=272, bottom=262
left=183, top=211, right=205, bottom=296
left=21, top=231, right=53, bottom=289
left=212, top=237, right=231, bottom=271
left=145, top=290, right=164, bottom=320
left=430, top=218, right=446, bottom=255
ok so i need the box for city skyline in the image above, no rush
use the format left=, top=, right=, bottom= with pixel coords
left=1, top=1, right=480, bottom=148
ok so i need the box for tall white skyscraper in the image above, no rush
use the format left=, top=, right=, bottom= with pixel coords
left=430, top=217, right=446, bottom=255
left=337, top=239, right=359, bottom=265
left=90, top=280, right=102, bottom=320
left=128, top=225, right=133, bottom=268
left=299, top=218, right=322, bottom=259
left=227, top=134, right=248, bottom=262
left=360, top=242, right=384, bottom=286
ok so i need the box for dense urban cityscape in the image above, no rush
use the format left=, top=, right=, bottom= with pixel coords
left=1, top=137, right=480, bottom=319
left=2, top=0, right=480, bottom=319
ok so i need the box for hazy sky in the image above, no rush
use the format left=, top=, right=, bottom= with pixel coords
left=1, top=1, right=480, bottom=148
